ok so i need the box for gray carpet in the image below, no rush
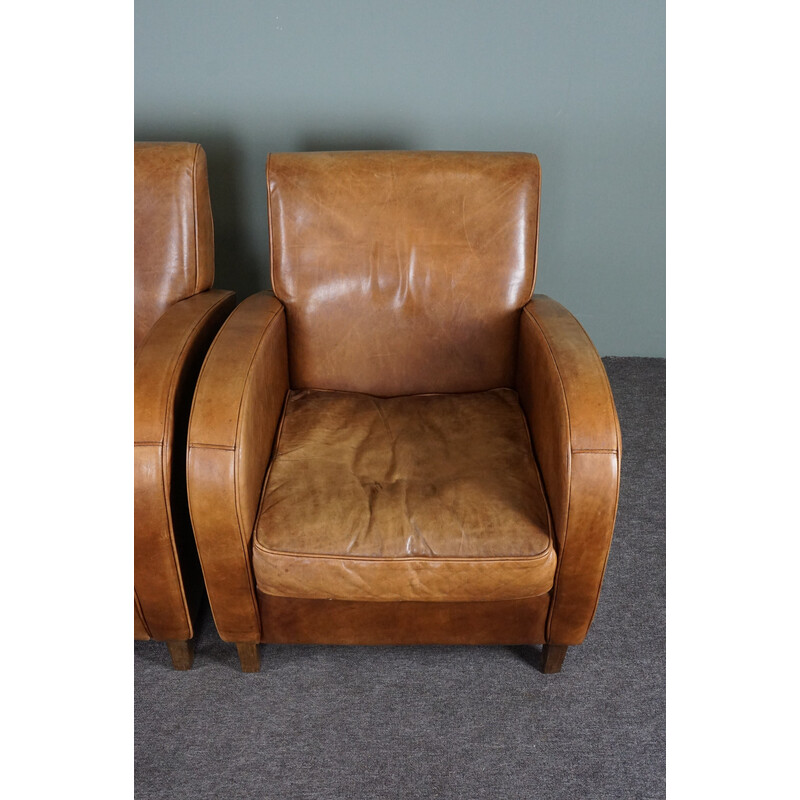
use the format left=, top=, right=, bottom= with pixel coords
left=135, top=357, right=665, bottom=800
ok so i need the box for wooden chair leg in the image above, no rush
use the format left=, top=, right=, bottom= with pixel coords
left=541, top=644, right=568, bottom=674
left=166, top=639, right=194, bottom=671
left=236, top=642, right=261, bottom=673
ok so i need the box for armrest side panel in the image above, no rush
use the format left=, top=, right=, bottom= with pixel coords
left=517, top=296, right=621, bottom=645
left=134, top=289, right=236, bottom=640
left=187, top=292, right=289, bottom=642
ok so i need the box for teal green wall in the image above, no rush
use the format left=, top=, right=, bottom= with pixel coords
left=135, top=1, right=664, bottom=356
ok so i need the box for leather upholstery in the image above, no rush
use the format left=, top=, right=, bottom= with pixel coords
left=259, top=595, right=551, bottom=645
left=134, top=595, right=149, bottom=639
left=516, top=296, right=621, bottom=644
left=135, top=142, right=215, bottom=351
left=186, top=151, right=620, bottom=661
left=134, top=289, right=236, bottom=640
left=253, top=388, right=555, bottom=602
left=267, top=151, right=540, bottom=396
left=134, top=141, right=235, bottom=646
left=187, top=292, right=289, bottom=643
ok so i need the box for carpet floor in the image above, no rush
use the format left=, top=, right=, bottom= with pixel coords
left=135, top=356, right=666, bottom=800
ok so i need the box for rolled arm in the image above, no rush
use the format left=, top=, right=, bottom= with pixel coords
left=187, top=292, right=289, bottom=642
left=134, top=289, right=236, bottom=640
left=516, top=295, right=621, bottom=645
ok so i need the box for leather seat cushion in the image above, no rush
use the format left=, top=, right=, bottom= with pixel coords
left=253, top=388, right=556, bottom=602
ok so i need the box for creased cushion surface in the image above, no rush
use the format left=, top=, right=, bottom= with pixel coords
left=253, top=388, right=556, bottom=602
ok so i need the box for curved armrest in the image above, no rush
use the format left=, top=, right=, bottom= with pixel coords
left=134, top=288, right=236, bottom=640
left=516, top=295, right=621, bottom=645
left=187, top=292, right=289, bottom=642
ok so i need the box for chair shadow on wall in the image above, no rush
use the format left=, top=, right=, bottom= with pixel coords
left=298, top=133, right=416, bottom=153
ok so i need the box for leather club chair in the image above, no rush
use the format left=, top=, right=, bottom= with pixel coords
left=134, top=142, right=236, bottom=669
left=186, top=151, right=621, bottom=674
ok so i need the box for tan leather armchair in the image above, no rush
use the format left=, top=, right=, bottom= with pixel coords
left=187, top=151, right=620, bottom=674
left=134, top=142, right=236, bottom=669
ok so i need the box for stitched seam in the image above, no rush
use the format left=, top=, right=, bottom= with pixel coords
left=252, top=543, right=555, bottom=564
left=188, top=443, right=235, bottom=451
left=232, top=305, right=284, bottom=623
left=273, top=386, right=517, bottom=401
left=254, top=586, right=549, bottom=601
left=572, top=448, right=617, bottom=454
left=254, top=586, right=550, bottom=599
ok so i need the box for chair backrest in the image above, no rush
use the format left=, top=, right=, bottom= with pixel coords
left=134, top=142, right=214, bottom=351
left=267, top=150, right=540, bottom=396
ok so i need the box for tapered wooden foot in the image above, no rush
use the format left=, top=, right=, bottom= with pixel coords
left=236, top=642, right=261, bottom=673
left=541, top=644, right=568, bottom=674
left=166, top=639, right=194, bottom=670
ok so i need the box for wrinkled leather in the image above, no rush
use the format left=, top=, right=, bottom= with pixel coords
left=516, top=296, right=621, bottom=645
left=259, top=595, right=552, bottom=645
left=253, top=388, right=555, bottom=601
left=135, top=142, right=214, bottom=351
left=267, top=151, right=540, bottom=396
left=187, top=292, right=289, bottom=642
left=186, top=152, right=621, bottom=655
left=134, top=289, right=236, bottom=640
left=134, top=140, right=234, bottom=645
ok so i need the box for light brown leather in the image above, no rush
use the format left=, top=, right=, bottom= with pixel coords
left=253, top=388, right=555, bottom=601
left=134, top=289, right=236, bottom=640
left=267, top=151, right=540, bottom=396
left=135, top=142, right=214, bottom=351
left=516, top=295, right=621, bottom=645
left=134, top=594, right=150, bottom=640
left=134, top=141, right=235, bottom=646
left=259, top=595, right=551, bottom=645
left=187, top=292, right=289, bottom=643
left=187, top=152, right=621, bottom=664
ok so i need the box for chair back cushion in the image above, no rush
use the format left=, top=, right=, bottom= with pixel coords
left=134, top=142, right=214, bottom=351
left=267, top=151, right=540, bottom=396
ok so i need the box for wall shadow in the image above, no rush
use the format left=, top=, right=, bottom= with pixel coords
left=297, top=133, right=416, bottom=152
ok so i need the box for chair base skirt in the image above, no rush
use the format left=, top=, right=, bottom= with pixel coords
left=258, top=593, right=551, bottom=645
